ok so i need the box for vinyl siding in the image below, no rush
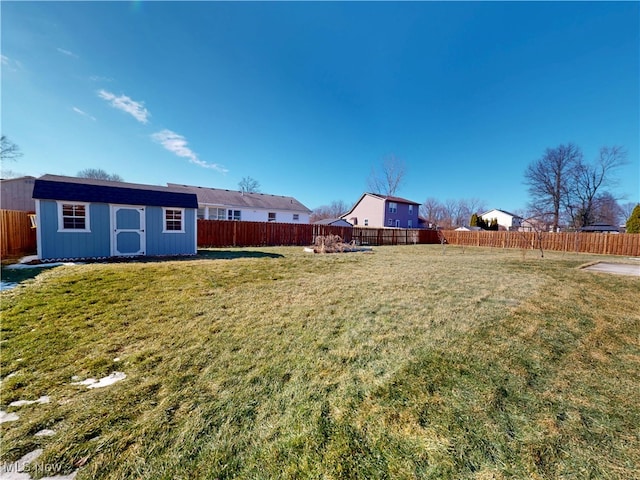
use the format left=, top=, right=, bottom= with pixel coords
left=38, top=200, right=110, bottom=259
left=145, top=206, right=196, bottom=256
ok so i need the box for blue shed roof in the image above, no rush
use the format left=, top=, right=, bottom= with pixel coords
left=33, top=175, right=198, bottom=208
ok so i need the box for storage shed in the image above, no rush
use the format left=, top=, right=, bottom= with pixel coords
left=32, top=175, right=199, bottom=261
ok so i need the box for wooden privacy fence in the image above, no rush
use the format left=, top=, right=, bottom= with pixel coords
left=197, top=220, right=439, bottom=247
left=196, top=220, right=639, bottom=255
left=1, top=209, right=37, bottom=257
left=440, top=230, right=640, bottom=256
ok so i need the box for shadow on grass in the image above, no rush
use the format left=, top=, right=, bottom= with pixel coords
left=0, top=266, right=56, bottom=290
left=196, top=249, right=284, bottom=260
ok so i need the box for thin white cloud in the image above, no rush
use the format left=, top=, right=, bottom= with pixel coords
left=57, top=47, right=78, bottom=58
left=89, top=75, right=114, bottom=82
left=151, top=129, right=228, bottom=173
left=1, top=55, right=21, bottom=72
left=98, top=89, right=150, bottom=124
left=72, top=107, right=96, bottom=121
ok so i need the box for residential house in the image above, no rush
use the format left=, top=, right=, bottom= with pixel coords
left=0, top=176, right=37, bottom=211
left=313, top=218, right=352, bottom=227
left=167, top=183, right=311, bottom=224
left=340, top=193, right=421, bottom=228
left=580, top=223, right=621, bottom=233
left=480, top=209, right=523, bottom=231
left=33, top=175, right=198, bottom=261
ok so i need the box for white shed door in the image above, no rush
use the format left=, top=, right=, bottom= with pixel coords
left=111, top=206, right=146, bottom=256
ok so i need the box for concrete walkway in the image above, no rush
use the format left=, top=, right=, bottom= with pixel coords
left=582, top=261, right=640, bottom=277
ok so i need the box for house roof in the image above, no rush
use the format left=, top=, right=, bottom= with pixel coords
left=33, top=175, right=198, bottom=208
left=580, top=223, right=620, bottom=232
left=366, top=192, right=421, bottom=205
left=341, top=192, right=421, bottom=218
left=313, top=218, right=352, bottom=226
left=167, top=183, right=312, bottom=213
left=480, top=208, right=523, bottom=219
left=0, top=176, right=36, bottom=183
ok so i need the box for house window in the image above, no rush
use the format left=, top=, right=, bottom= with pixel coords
left=408, top=205, right=413, bottom=215
left=268, top=212, right=276, bottom=222
left=395, top=219, right=400, bottom=228
left=197, top=208, right=206, bottom=219
left=293, top=214, right=299, bottom=221
left=389, top=202, right=397, bottom=213
left=228, top=210, right=241, bottom=221
left=57, top=202, right=90, bottom=232
left=364, top=219, right=369, bottom=226
left=408, top=219, right=412, bottom=228
left=388, top=219, right=393, bottom=226
left=210, top=208, right=226, bottom=220
left=163, top=208, right=184, bottom=232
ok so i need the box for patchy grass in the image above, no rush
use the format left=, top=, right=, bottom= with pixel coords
left=1, top=246, right=638, bottom=479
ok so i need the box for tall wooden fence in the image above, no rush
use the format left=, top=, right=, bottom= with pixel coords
left=197, top=220, right=639, bottom=256
left=1, top=209, right=37, bottom=257
left=197, top=220, right=439, bottom=247
left=439, top=230, right=640, bottom=257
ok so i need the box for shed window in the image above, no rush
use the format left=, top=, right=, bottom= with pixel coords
left=57, top=202, right=90, bottom=232
left=163, top=208, right=184, bottom=232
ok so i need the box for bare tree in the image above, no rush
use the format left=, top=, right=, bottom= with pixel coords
left=524, top=143, right=582, bottom=232
left=565, top=146, right=627, bottom=228
left=1, top=135, right=23, bottom=162
left=420, top=197, right=444, bottom=228
left=310, top=200, right=350, bottom=222
left=367, top=154, right=406, bottom=196
left=591, top=192, right=623, bottom=227
left=620, top=202, right=637, bottom=223
left=238, top=176, right=261, bottom=193
left=77, top=168, right=123, bottom=182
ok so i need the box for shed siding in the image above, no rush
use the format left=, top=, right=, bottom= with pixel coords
left=39, top=200, right=110, bottom=259
left=145, top=207, right=196, bottom=256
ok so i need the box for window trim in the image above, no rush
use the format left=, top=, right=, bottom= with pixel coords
left=163, top=207, right=185, bottom=233
left=57, top=201, right=90, bottom=233
left=227, top=209, right=241, bottom=221
left=211, top=207, right=226, bottom=220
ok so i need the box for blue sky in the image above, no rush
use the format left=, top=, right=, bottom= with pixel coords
left=2, top=1, right=638, bottom=213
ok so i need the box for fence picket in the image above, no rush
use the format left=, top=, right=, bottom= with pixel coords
left=0, top=209, right=37, bottom=256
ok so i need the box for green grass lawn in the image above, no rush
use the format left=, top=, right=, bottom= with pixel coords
left=1, top=245, right=638, bottom=479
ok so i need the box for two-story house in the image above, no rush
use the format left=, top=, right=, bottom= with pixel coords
left=480, top=209, right=523, bottom=231
left=340, top=193, right=421, bottom=228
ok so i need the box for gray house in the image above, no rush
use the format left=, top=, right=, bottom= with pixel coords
left=0, top=176, right=37, bottom=211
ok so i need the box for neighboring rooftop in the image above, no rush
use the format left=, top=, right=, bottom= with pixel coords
left=167, top=183, right=312, bottom=213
